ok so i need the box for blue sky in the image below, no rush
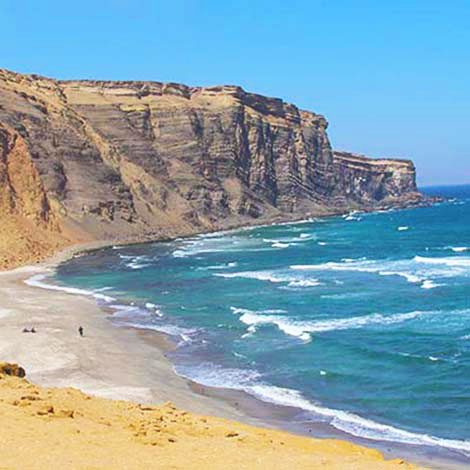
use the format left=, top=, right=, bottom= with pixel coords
left=2, top=0, right=468, bottom=185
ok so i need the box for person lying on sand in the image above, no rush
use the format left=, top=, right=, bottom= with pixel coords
left=22, top=328, right=29, bottom=333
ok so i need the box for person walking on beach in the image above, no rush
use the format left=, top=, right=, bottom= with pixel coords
left=78, top=326, right=84, bottom=337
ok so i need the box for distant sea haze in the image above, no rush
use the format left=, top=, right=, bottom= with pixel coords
left=46, top=184, right=470, bottom=464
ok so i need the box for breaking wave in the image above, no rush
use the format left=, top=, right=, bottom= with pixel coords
left=25, top=274, right=116, bottom=303
left=216, top=270, right=320, bottom=287
left=230, top=307, right=433, bottom=342
left=174, top=361, right=470, bottom=457
left=291, top=254, right=470, bottom=288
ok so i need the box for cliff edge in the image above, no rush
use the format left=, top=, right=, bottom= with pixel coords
left=0, top=69, right=425, bottom=268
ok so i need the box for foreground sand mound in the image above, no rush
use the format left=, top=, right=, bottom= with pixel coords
left=0, top=364, right=421, bottom=470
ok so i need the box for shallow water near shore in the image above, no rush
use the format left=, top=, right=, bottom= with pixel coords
left=42, top=185, right=470, bottom=467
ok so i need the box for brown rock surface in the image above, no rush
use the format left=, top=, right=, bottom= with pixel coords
left=0, top=69, right=426, bottom=268
left=0, top=362, right=25, bottom=377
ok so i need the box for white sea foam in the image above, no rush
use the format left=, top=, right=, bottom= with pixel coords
left=172, top=362, right=470, bottom=456
left=283, top=234, right=314, bottom=242
left=231, top=307, right=311, bottom=342
left=291, top=254, right=470, bottom=288
left=121, top=321, right=197, bottom=343
left=110, top=305, right=143, bottom=318
left=144, top=302, right=163, bottom=316
left=264, top=234, right=312, bottom=245
left=287, top=279, right=322, bottom=288
left=120, top=255, right=152, bottom=270
left=231, top=307, right=428, bottom=342
left=25, top=274, right=116, bottom=303
left=241, top=325, right=257, bottom=338
left=421, top=280, right=443, bottom=289
left=318, top=242, right=327, bottom=246
left=379, top=271, right=423, bottom=283
left=172, top=249, right=188, bottom=258
left=414, top=255, right=470, bottom=267
left=174, top=362, right=262, bottom=389
left=216, top=270, right=321, bottom=288
left=127, top=262, right=152, bottom=270
left=272, top=242, right=290, bottom=248
left=118, top=254, right=152, bottom=270
left=198, top=262, right=238, bottom=271
left=172, top=236, right=272, bottom=258
left=344, top=215, right=361, bottom=221
left=449, top=247, right=470, bottom=252
left=248, top=384, right=470, bottom=455
left=321, top=292, right=366, bottom=300
left=217, top=271, right=292, bottom=283
left=398, top=226, right=409, bottom=231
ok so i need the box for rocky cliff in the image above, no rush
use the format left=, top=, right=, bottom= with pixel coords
left=0, top=69, right=424, bottom=267
left=332, top=151, right=420, bottom=206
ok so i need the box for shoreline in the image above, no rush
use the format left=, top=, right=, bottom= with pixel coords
left=0, top=210, right=467, bottom=469
left=0, top=257, right=260, bottom=423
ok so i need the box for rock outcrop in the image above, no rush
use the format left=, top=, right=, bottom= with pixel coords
left=0, top=362, right=26, bottom=378
left=0, top=68, right=426, bottom=267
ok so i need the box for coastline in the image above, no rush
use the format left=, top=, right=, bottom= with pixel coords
left=0, top=209, right=465, bottom=469
left=0, top=251, right=258, bottom=422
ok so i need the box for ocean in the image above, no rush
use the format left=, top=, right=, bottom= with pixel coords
left=33, top=185, right=470, bottom=465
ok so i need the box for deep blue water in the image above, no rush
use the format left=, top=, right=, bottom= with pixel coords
left=39, top=185, right=470, bottom=459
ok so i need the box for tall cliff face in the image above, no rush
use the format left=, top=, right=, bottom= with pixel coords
left=0, top=69, right=424, bottom=266
left=0, top=122, right=75, bottom=268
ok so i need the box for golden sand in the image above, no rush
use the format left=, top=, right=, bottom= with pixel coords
left=0, top=367, right=421, bottom=470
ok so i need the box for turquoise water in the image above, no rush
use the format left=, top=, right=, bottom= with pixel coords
left=44, top=185, right=470, bottom=461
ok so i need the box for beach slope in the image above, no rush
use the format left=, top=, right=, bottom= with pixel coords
left=0, top=366, right=420, bottom=470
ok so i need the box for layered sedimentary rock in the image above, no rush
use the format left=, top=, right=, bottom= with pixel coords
left=331, top=151, right=421, bottom=206
left=0, top=68, right=424, bottom=266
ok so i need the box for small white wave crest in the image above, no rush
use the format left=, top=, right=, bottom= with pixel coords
left=414, top=255, right=470, bottom=267
left=25, top=274, right=116, bottom=303
left=121, top=321, right=197, bottom=344
left=231, top=307, right=428, bottom=342
left=291, top=254, right=470, bottom=288
left=216, top=271, right=321, bottom=288
left=172, top=363, right=470, bottom=456
left=448, top=247, right=470, bottom=253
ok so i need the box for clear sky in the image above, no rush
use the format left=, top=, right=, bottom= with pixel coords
left=2, top=0, right=468, bottom=186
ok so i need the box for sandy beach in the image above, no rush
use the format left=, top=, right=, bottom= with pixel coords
left=0, top=245, right=257, bottom=420
left=0, top=244, right=436, bottom=469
